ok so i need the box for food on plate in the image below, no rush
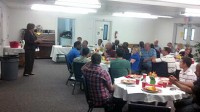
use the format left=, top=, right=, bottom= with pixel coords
left=145, top=86, right=156, bottom=91
left=121, top=79, right=135, bottom=84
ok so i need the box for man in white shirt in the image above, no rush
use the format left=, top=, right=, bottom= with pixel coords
left=179, top=57, right=197, bottom=82
left=152, top=47, right=176, bottom=74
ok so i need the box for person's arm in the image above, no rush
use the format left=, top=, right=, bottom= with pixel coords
left=173, top=81, right=192, bottom=94
left=169, top=75, right=193, bottom=93
left=103, top=71, right=114, bottom=93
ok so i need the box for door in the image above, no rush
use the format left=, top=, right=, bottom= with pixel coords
left=95, top=20, right=112, bottom=45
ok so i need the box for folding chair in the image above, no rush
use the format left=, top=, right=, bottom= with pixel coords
left=65, top=55, right=75, bottom=85
left=152, top=62, right=169, bottom=77
left=72, top=62, right=85, bottom=95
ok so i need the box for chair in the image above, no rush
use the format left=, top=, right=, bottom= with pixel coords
left=128, top=103, right=171, bottom=112
left=72, top=62, right=86, bottom=95
left=152, top=62, right=169, bottom=77
left=65, top=55, right=75, bottom=85
left=83, top=76, right=107, bottom=112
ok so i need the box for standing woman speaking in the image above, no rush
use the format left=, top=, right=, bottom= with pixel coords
left=23, top=23, right=41, bottom=76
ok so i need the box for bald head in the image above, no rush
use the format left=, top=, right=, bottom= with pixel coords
left=144, top=43, right=151, bottom=51
left=154, top=40, right=158, bottom=45
left=105, top=42, right=112, bottom=50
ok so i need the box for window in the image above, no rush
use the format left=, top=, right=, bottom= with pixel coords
left=191, top=28, right=195, bottom=41
left=184, top=28, right=188, bottom=40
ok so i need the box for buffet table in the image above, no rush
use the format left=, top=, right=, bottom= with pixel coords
left=114, top=76, right=187, bottom=103
left=50, top=45, right=72, bottom=62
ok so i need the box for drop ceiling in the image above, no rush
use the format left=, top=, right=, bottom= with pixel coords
left=1, top=0, right=199, bottom=18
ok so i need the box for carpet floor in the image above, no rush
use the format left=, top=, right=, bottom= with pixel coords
left=0, top=59, right=104, bottom=112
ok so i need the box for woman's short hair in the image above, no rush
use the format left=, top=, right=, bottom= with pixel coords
left=27, top=23, right=35, bottom=30
left=181, top=56, right=192, bottom=67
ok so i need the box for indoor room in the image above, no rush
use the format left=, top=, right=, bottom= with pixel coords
left=0, top=0, right=200, bottom=112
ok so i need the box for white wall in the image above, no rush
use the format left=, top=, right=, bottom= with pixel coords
left=0, top=1, right=9, bottom=46
left=154, top=18, right=200, bottom=48
left=8, top=8, right=157, bottom=46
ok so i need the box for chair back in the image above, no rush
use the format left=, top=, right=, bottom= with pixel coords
left=152, top=62, right=169, bottom=77
left=73, top=62, right=85, bottom=82
left=128, top=103, right=171, bottom=112
left=65, top=55, right=73, bottom=74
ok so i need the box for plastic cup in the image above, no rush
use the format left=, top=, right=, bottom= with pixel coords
left=163, top=82, right=167, bottom=88
left=142, top=82, right=146, bottom=88
left=143, top=74, right=147, bottom=79
left=136, top=79, right=140, bottom=85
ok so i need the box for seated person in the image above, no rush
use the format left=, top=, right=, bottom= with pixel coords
left=169, top=64, right=200, bottom=112
left=96, top=39, right=104, bottom=48
left=152, top=47, right=176, bottom=74
left=66, top=41, right=81, bottom=65
left=141, top=43, right=157, bottom=73
left=103, top=42, right=116, bottom=58
left=167, top=42, right=175, bottom=53
left=154, top=40, right=161, bottom=53
left=175, top=43, right=185, bottom=56
left=179, top=47, right=193, bottom=58
left=122, top=42, right=129, bottom=54
left=82, top=40, right=88, bottom=48
left=151, top=43, right=160, bottom=58
left=81, top=53, right=126, bottom=112
left=73, top=47, right=90, bottom=63
left=77, top=37, right=82, bottom=42
left=178, top=57, right=197, bottom=83
left=112, top=40, right=120, bottom=50
left=110, top=48, right=131, bottom=79
left=130, top=47, right=140, bottom=74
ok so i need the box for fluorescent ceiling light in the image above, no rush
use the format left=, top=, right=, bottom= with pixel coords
left=158, top=0, right=200, bottom=5
left=113, top=12, right=173, bottom=19
left=181, top=8, right=200, bottom=17
left=113, top=12, right=158, bottom=19
left=55, top=0, right=101, bottom=8
left=31, top=4, right=97, bottom=14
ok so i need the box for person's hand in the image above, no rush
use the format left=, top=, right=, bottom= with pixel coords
left=151, top=57, right=156, bottom=62
left=169, top=75, right=178, bottom=84
left=130, top=59, right=136, bottom=64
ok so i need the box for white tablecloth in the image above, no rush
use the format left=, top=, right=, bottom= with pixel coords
left=175, top=62, right=197, bottom=72
left=50, top=45, right=72, bottom=62
left=3, top=46, right=24, bottom=55
left=114, top=76, right=187, bottom=103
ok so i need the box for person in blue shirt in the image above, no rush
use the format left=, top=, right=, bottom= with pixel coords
left=66, top=41, right=81, bottom=65
left=130, top=47, right=140, bottom=74
left=141, top=43, right=157, bottom=73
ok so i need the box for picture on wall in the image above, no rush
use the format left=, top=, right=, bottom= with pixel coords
left=103, top=24, right=108, bottom=40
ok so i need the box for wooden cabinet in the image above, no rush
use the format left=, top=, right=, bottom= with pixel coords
left=35, top=33, right=55, bottom=59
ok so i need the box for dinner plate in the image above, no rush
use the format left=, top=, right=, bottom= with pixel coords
left=142, top=87, right=161, bottom=93
left=128, top=74, right=142, bottom=79
left=121, top=79, right=135, bottom=85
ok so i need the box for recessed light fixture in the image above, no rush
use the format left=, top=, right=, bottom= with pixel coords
left=31, top=4, right=97, bottom=14
left=112, top=12, right=173, bottom=19
left=181, top=8, right=200, bottom=17
left=55, top=0, right=101, bottom=8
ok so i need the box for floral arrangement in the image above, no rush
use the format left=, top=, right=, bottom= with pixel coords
left=148, top=72, right=157, bottom=85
